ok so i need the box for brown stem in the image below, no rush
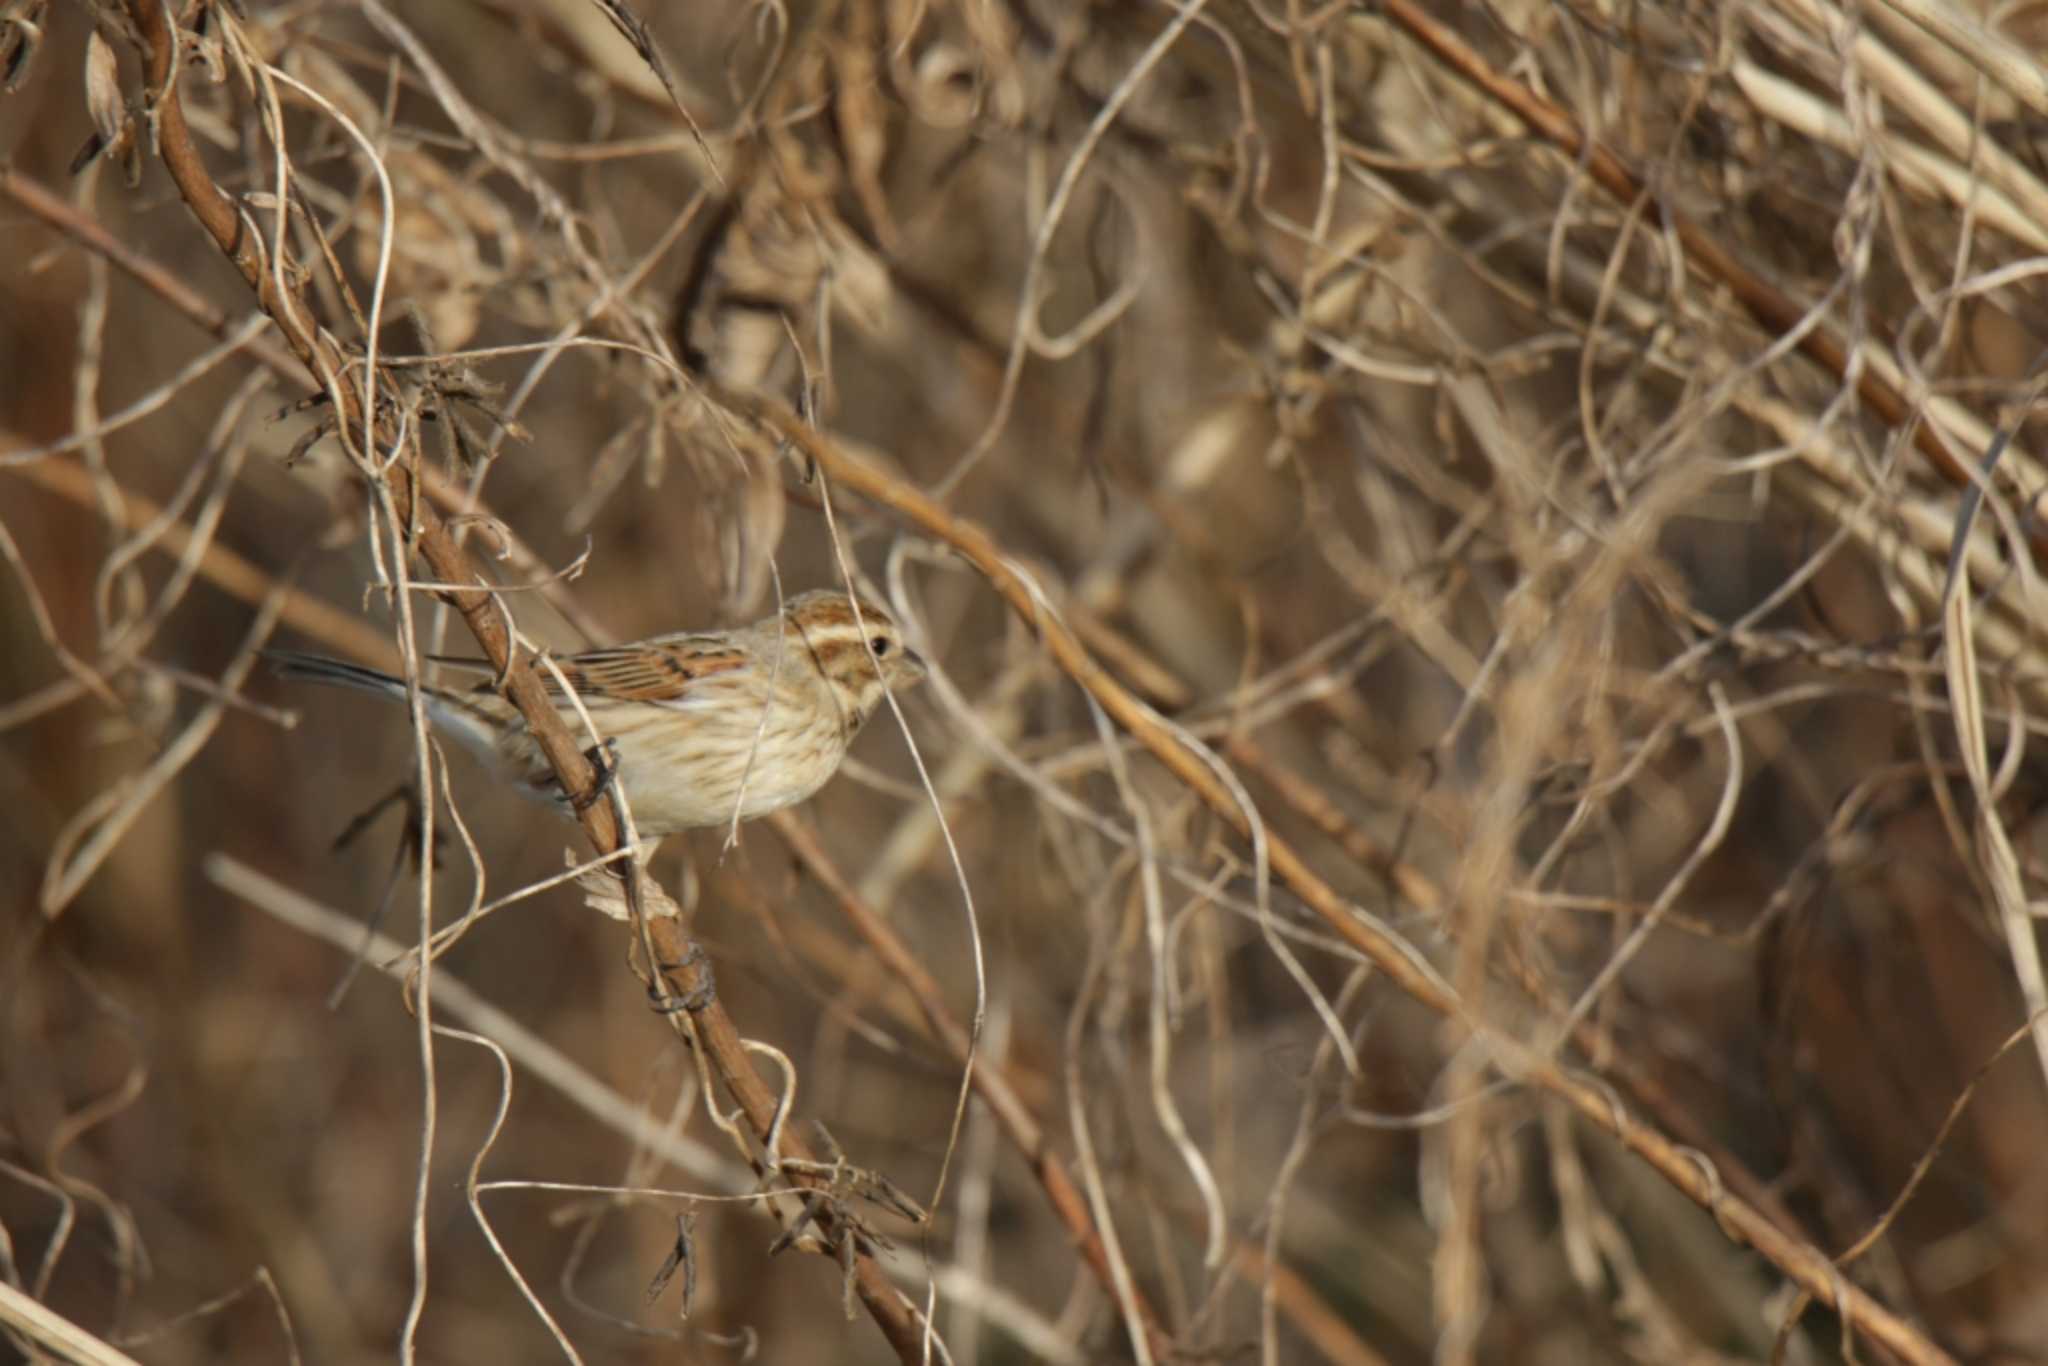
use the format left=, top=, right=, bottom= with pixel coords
left=769, top=811, right=1183, bottom=1362
left=0, top=160, right=616, bottom=643
left=1374, top=0, right=1975, bottom=495
left=722, top=384, right=1959, bottom=1366
left=117, top=1, right=926, bottom=1357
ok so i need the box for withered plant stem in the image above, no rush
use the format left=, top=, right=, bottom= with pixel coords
left=118, top=0, right=927, bottom=1357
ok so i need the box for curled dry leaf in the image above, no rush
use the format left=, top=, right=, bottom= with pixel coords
left=574, top=849, right=682, bottom=922
left=1, top=0, right=49, bottom=91
left=83, top=27, right=119, bottom=140
left=74, top=27, right=139, bottom=182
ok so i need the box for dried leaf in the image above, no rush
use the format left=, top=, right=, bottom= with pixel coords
left=75, top=26, right=140, bottom=182
left=582, top=0, right=686, bottom=116
left=1, top=0, right=49, bottom=92
left=83, top=28, right=124, bottom=147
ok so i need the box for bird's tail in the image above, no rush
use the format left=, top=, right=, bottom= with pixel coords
left=266, top=650, right=410, bottom=700
left=266, top=650, right=503, bottom=759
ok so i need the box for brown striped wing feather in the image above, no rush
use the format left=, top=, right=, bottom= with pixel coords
left=428, top=640, right=750, bottom=708
left=539, top=641, right=749, bottom=706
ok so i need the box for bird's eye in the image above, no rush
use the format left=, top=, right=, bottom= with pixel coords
left=870, top=636, right=891, bottom=657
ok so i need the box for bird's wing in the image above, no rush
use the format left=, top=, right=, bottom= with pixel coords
left=549, top=641, right=749, bottom=705
left=430, top=639, right=749, bottom=708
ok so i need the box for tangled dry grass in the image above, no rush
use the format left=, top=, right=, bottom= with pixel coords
left=5, top=0, right=2048, bottom=1361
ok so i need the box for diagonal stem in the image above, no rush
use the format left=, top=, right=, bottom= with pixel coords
left=116, top=1, right=928, bottom=1358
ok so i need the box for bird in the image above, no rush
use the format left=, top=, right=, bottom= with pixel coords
left=268, top=589, right=927, bottom=836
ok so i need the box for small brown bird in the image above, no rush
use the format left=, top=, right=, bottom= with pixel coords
left=270, top=590, right=927, bottom=835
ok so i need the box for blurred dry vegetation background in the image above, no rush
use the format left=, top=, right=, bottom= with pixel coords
left=5, top=0, right=2048, bottom=1361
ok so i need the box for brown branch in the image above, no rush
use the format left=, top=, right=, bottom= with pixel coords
left=0, top=163, right=306, bottom=381
left=1, top=445, right=395, bottom=669
left=0, top=165, right=608, bottom=644
left=721, top=386, right=1960, bottom=1366
left=0, top=427, right=1510, bottom=1365
left=773, top=806, right=1417, bottom=1363
left=1225, top=733, right=1892, bottom=1314
left=1374, top=0, right=1979, bottom=493
left=768, top=810, right=1182, bottom=1362
left=115, top=2, right=925, bottom=1358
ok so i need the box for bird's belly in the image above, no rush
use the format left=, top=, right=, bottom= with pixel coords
left=610, top=710, right=846, bottom=835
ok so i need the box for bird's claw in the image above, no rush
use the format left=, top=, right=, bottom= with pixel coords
left=571, top=737, right=621, bottom=815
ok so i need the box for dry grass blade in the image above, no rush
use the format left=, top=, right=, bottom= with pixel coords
left=1939, top=448, right=2048, bottom=1088
left=0, top=1281, right=143, bottom=1366
left=1874, top=0, right=2048, bottom=118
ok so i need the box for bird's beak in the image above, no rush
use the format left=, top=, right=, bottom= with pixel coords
left=900, top=648, right=928, bottom=682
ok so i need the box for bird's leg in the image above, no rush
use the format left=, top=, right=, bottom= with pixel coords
left=570, top=735, right=622, bottom=815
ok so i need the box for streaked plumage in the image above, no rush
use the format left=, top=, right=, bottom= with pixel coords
left=269, top=590, right=926, bottom=835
